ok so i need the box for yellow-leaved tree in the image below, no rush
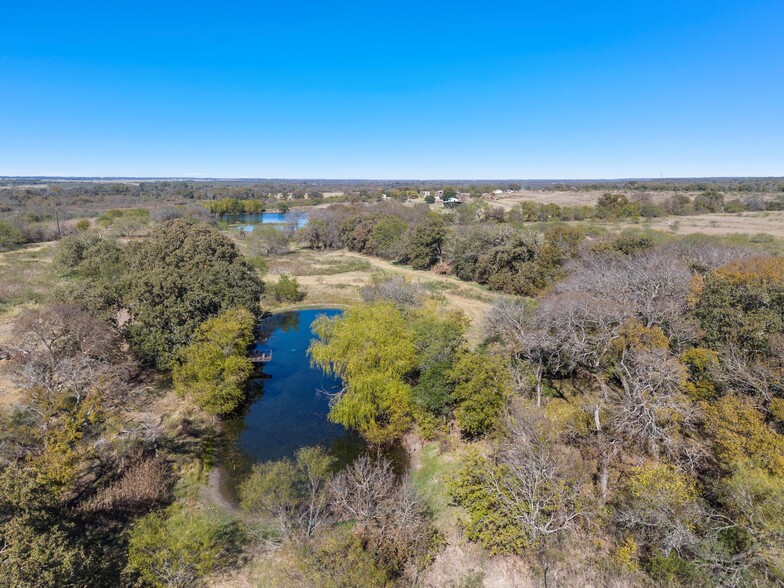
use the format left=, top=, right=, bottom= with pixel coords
left=173, top=308, right=256, bottom=417
left=309, top=302, right=416, bottom=445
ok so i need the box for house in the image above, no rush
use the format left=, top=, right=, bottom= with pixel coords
left=420, top=190, right=431, bottom=197
left=492, top=189, right=503, bottom=195
left=444, top=197, right=461, bottom=209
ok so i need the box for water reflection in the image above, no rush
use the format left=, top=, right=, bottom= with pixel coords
left=220, top=309, right=364, bottom=495
left=217, top=211, right=309, bottom=232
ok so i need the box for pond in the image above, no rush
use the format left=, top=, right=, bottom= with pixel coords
left=220, top=309, right=364, bottom=493
left=217, top=211, right=309, bottom=232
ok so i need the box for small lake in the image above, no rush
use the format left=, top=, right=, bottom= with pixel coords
left=217, top=211, right=309, bottom=232
left=220, top=309, right=363, bottom=490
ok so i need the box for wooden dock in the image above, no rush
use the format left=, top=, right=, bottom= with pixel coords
left=249, top=350, right=272, bottom=363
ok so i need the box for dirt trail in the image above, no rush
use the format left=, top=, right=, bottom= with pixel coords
left=201, top=467, right=239, bottom=515
left=268, top=249, right=504, bottom=344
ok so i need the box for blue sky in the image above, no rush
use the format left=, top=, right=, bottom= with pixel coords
left=1, top=1, right=782, bottom=179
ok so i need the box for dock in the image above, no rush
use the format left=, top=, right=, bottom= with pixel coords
left=249, top=349, right=272, bottom=363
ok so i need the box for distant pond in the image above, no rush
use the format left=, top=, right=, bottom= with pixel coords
left=220, top=309, right=364, bottom=494
left=217, top=211, right=309, bottom=232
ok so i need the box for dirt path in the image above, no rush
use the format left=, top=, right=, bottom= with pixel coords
left=201, top=467, right=239, bottom=515
left=266, top=249, right=505, bottom=344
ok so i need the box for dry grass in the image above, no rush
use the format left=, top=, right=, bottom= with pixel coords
left=614, top=210, right=784, bottom=239
left=0, top=242, right=61, bottom=315
left=486, top=189, right=775, bottom=210
left=261, top=249, right=505, bottom=345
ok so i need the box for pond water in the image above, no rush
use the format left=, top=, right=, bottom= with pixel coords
left=217, top=211, right=309, bottom=232
left=220, top=309, right=363, bottom=492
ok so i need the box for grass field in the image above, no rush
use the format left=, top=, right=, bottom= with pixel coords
left=256, top=248, right=506, bottom=345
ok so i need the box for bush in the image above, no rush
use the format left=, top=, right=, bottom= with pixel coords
left=126, top=504, right=244, bottom=588
left=269, top=274, right=306, bottom=303
left=0, top=219, right=27, bottom=251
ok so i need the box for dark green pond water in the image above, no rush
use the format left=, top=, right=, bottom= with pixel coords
left=220, top=309, right=364, bottom=490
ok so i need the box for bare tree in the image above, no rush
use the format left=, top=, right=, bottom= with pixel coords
left=493, top=401, right=588, bottom=544
left=556, top=250, right=697, bottom=347
left=10, top=305, right=136, bottom=436
left=607, top=348, right=693, bottom=457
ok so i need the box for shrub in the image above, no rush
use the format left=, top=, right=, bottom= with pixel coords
left=126, top=504, right=244, bottom=588
left=269, top=274, right=306, bottom=303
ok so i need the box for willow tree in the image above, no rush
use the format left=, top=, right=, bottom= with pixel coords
left=309, top=302, right=416, bottom=445
left=173, top=308, right=256, bottom=416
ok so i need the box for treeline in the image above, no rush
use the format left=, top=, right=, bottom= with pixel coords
left=542, top=178, right=784, bottom=193
left=512, top=191, right=784, bottom=222
left=463, top=242, right=784, bottom=585
left=302, top=203, right=584, bottom=296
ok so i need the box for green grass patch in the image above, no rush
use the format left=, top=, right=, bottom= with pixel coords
left=0, top=245, right=61, bottom=313
left=422, top=280, right=459, bottom=292
left=411, top=443, right=457, bottom=521
left=295, top=257, right=372, bottom=276
left=454, top=288, right=493, bottom=303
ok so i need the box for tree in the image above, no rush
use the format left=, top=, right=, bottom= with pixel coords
left=368, top=216, right=407, bottom=258
left=606, top=348, right=691, bottom=457
left=172, top=308, right=256, bottom=416
left=268, top=274, right=306, bottom=303
left=309, top=303, right=416, bottom=444
left=245, top=224, right=290, bottom=255
left=0, top=467, right=90, bottom=587
left=327, top=454, right=436, bottom=574
left=126, top=504, right=243, bottom=588
left=0, top=513, right=87, bottom=587
left=239, top=446, right=335, bottom=541
left=404, top=214, right=446, bottom=270
left=359, top=274, right=424, bottom=308
left=122, top=219, right=263, bottom=367
left=555, top=249, right=695, bottom=345
left=692, top=256, right=784, bottom=357
left=449, top=403, right=587, bottom=555
left=702, top=395, right=784, bottom=477
left=615, top=462, right=702, bottom=553
left=449, top=352, right=511, bottom=437
left=0, top=219, right=27, bottom=251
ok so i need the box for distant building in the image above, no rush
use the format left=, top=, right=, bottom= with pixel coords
left=420, top=190, right=431, bottom=197
left=492, top=189, right=503, bottom=195
left=444, top=197, right=461, bottom=209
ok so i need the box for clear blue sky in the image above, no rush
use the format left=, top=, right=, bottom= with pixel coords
left=1, top=1, right=782, bottom=179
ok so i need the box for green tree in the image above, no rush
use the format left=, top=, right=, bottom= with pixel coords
left=239, top=446, right=335, bottom=540
left=309, top=303, right=417, bottom=444
left=693, top=257, right=784, bottom=357
left=172, top=308, right=256, bottom=416
left=126, top=504, right=243, bottom=588
left=404, top=215, right=446, bottom=270
left=368, top=216, right=407, bottom=258
left=122, top=219, right=263, bottom=367
left=269, top=274, right=306, bottom=303
left=0, top=219, right=27, bottom=251
left=449, top=352, right=512, bottom=437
